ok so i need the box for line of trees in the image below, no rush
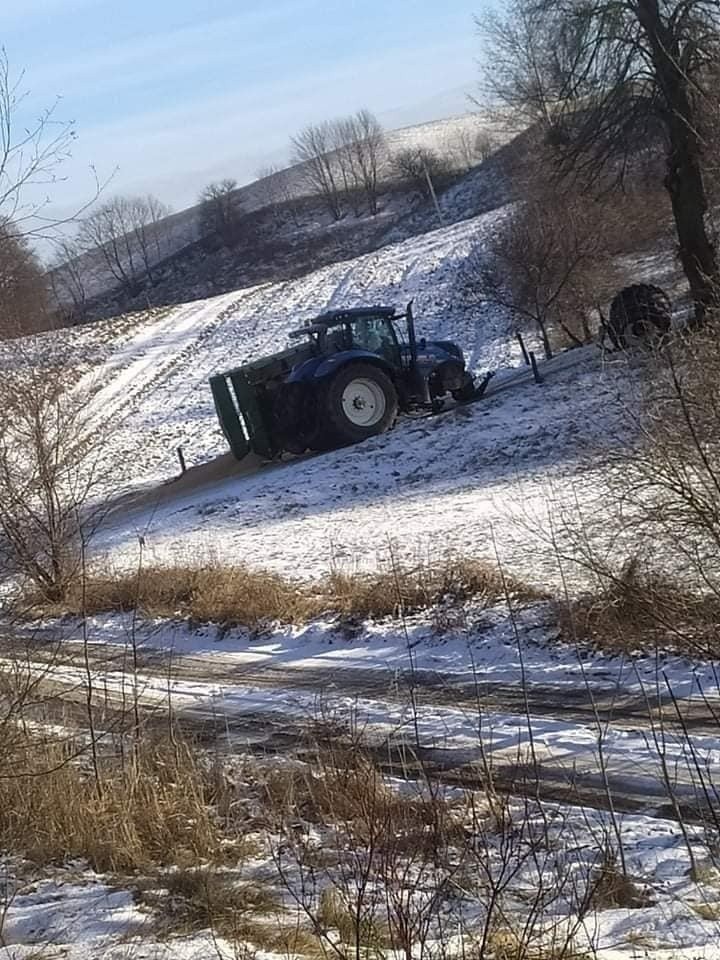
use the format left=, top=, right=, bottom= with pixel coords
left=291, top=109, right=387, bottom=220
left=287, top=110, right=497, bottom=222
left=48, top=193, right=173, bottom=323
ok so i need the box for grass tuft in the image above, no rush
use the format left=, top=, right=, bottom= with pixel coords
left=140, top=866, right=280, bottom=940
left=556, top=557, right=720, bottom=656
left=0, top=732, right=228, bottom=872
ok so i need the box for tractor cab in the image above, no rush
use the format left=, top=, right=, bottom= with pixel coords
left=290, top=306, right=408, bottom=369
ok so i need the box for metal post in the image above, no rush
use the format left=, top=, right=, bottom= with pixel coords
left=516, top=333, right=531, bottom=366
left=529, top=352, right=543, bottom=384
left=177, top=446, right=187, bottom=475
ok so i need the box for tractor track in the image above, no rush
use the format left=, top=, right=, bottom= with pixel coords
left=3, top=632, right=718, bottom=735
left=14, top=661, right=718, bottom=829
left=3, top=632, right=720, bottom=826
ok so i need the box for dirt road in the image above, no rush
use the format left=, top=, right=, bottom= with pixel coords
left=5, top=631, right=719, bottom=826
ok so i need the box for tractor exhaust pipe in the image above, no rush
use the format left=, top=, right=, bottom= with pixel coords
left=406, top=300, right=418, bottom=366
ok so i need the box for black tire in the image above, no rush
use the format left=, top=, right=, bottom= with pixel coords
left=323, top=363, right=398, bottom=446
left=608, top=283, right=672, bottom=345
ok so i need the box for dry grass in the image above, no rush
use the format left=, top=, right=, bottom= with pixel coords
left=316, top=887, right=391, bottom=950
left=22, top=555, right=541, bottom=629
left=325, top=555, right=542, bottom=622
left=48, top=563, right=314, bottom=627
left=556, top=558, right=720, bottom=656
left=0, top=731, right=236, bottom=872
left=583, top=853, right=652, bottom=911
left=265, top=745, right=469, bottom=852
left=691, top=901, right=720, bottom=921
left=140, top=867, right=280, bottom=941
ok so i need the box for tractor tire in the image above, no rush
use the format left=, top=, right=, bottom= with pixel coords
left=323, top=363, right=398, bottom=447
left=608, top=283, right=672, bottom=345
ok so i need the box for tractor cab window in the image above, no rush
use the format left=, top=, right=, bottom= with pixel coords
left=348, top=317, right=399, bottom=364
left=324, top=325, right=352, bottom=353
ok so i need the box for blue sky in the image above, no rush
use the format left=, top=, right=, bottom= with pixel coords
left=3, top=0, right=485, bottom=217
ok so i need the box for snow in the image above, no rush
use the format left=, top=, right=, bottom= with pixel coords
left=0, top=868, right=250, bottom=959
left=0, top=874, right=148, bottom=957
left=2, top=803, right=720, bottom=960
left=7, top=130, right=717, bottom=959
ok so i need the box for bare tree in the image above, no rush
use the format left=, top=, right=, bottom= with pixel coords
left=79, top=197, right=143, bottom=296
left=47, top=237, right=90, bottom=324
left=342, top=110, right=386, bottom=216
left=479, top=0, right=720, bottom=326
left=475, top=130, right=498, bottom=163
left=255, top=164, right=302, bottom=228
left=392, top=147, right=452, bottom=199
left=332, top=118, right=364, bottom=216
left=127, top=195, right=171, bottom=285
left=198, top=179, right=243, bottom=248
left=447, top=127, right=485, bottom=171
left=291, top=122, right=344, bottom=221
left=290, top=111, right=385, bottom=219
left=254, top=165, right=284, bottom=229
left=0, top=227, right=49, bottom=338
left=473, top=190, right=623, bottom=357
left=0, top=50, right=103, bottom=244
left=0, top=356, right=106, bottom=602
left=78, top=193, right=170, bottom=294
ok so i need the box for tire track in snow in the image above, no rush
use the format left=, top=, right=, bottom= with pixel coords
left=80, top=291, right=243, bottom=430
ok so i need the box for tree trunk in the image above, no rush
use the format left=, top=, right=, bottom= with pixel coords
left=536, top=318, right=553, bottom=358
left=636, top=0, right=719, bottom=325
left=664, top=133, right=718, bottom=326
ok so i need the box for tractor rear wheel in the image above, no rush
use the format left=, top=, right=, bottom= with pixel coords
left=324, top=363, right=398, bottom=446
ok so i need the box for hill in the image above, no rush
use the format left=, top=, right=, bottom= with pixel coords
left=48, top=112, right=517, bottom=321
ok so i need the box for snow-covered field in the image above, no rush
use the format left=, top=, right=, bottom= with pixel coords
left=28, top=204, right=638, bottom=590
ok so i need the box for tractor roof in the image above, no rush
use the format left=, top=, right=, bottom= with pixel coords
left=288, top=305, right=401, bottom=339
left=315, top=306, right=398, bottom=323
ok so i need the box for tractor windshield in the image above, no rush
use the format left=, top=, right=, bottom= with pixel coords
left=348, top=317, right=400, bottom=365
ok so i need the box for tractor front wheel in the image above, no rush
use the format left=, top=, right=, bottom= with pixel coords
left=324, top=363, right=398, bottom=446
left=452, top=374, right=476, bottom=404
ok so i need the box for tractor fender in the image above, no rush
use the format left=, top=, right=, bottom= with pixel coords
left=287, top=350, right=395, bottom=384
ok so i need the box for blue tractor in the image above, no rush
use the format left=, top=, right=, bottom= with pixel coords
left=210, top=303, right=485, bottom=461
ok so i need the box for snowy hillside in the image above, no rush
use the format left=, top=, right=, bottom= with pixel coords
left=21, top=196, right=642, bottom=592
left=50, top=112, right=516, bottom=314
left=151, top=112, right=511, bottom=251
left=70, top=208, right=515, bottom=490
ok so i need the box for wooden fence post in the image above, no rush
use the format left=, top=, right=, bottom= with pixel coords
left=529, top=352, right=543, bottom=384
